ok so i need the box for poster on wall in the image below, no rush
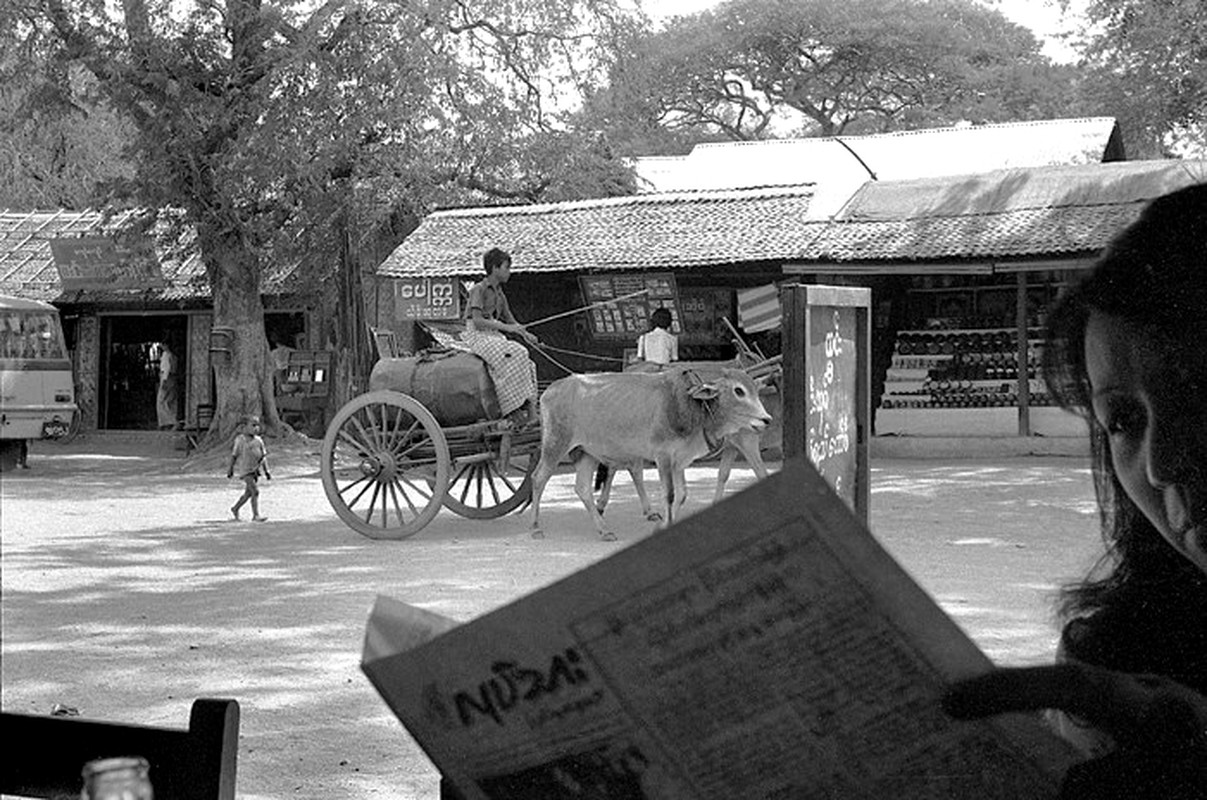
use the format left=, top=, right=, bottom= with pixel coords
left=579, top=273, right=681, bottom=341
left=679, top=287, right=736, bottom=345
left=391, top=277, right=462, bottom=321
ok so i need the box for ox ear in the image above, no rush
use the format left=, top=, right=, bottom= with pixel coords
left=688, top=381, right=720, bottom=401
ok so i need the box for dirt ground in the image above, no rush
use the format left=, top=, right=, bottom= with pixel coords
left=0, top=435, right=1103, bottom=799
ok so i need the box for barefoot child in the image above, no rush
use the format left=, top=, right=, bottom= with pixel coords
left=227, top=414, right=271, bottom=521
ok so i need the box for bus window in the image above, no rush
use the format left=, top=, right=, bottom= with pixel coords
left=0, top=311, right=67, bottom=360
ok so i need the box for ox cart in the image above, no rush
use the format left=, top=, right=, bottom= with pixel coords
left=321, top=327, right=782, bottom=540
left=320, top=336, right=542, bottom=540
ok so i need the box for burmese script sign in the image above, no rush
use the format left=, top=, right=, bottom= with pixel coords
left=807, top=305, right=858, bottom=504
left=782, top=285, right=870, bottom=522
left=50, top=237, right=165, bottom=291
left=392, top=277, right=461, bottom=321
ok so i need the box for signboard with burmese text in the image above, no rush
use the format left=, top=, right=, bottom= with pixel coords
left=782, top=285, right=871, bottom=523
left=50, top=236, right=165, bottom=291
left=391, top=277, right=462, bottom=321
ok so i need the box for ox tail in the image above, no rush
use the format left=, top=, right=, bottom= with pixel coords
left=594, top=463, right=611, bottom=491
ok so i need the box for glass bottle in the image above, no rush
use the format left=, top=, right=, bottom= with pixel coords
left=81, top=757, right=153, bottom=800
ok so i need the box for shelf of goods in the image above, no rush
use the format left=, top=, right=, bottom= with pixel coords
left=876, top=328, right=1084, bottom=437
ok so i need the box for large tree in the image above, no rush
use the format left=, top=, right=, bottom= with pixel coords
left=590, top=0, right=1081, bottom=146
left=8, top=0, right=638, bottom=442
left=1071, top=0, right=1206, bottom=157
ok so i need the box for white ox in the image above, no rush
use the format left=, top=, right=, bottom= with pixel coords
left=529, top=368, right=772, bottom=540
left=593, top=426, right=769, bottom=523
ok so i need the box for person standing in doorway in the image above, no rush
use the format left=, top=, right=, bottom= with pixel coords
left=461, top=247, right=540, bottom=425
left=634, top=307, right=678, bottom=369
left=270, top=335, right=296, bottom=395
left=156, top=338, right=180, bottom=430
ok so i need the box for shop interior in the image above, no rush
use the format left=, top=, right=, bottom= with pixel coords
left=98, top=314, right=188, bottom=430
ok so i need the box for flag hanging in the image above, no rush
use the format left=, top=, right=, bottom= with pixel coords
left=737, top=283, right=781, bottom=333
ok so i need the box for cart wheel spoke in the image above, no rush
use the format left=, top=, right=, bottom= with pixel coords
left=442, top=449, right=535, bottom=520
left=321, top=391, right=449, bottom=539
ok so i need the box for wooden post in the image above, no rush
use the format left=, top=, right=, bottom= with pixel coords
left=1016, top=272, right=1031, bottom=436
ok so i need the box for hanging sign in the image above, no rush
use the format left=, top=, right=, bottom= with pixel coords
left=392, top=277, right=461, bottom=321
left=579, top=272, right=681, bottom=341
left=50, top=236, right=165, bottom=291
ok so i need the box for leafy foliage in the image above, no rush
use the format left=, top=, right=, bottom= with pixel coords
left=590, top=0, right=1081, bottom=147
left=0, top=12, right=136, bottom=209
left=8, top=0, right=641, bottom=432
left=1073, top=0, right=1206, bottom=156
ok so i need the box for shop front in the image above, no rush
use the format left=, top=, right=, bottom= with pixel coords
left=787, top=158, right=1207, bottom=444
left=0, top=209, right=333, bottom=440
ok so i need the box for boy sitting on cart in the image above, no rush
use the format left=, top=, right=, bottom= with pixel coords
left=460, top=247, right=540, bottom=425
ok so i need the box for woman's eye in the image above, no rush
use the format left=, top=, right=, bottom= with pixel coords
left=1101, top=406, right=1143, bottom=438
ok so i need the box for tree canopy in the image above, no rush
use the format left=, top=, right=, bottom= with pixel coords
left=1073, top=0, right=1206, bottom=157
left=0, top=18, right=136, bottom=208
left=7, top=0, right=642, bottom=438
left=587, top=0, right=1082, bottom=148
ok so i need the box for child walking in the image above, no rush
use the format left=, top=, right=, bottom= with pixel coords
left=227, top=414, right=271, bottom=521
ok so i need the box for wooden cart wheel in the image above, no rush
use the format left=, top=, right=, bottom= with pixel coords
left=441, top=446, right=536, bottom=520
left=321, top=391, right=450, bottom=539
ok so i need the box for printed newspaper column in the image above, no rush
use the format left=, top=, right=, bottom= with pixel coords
left=363, top=458, right=1079, bottom=800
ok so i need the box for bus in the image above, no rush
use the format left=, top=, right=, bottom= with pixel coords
left=0, top=295, right=77, bottom=467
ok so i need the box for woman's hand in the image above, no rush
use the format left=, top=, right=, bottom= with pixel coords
left=943, top=664, right=1207, bottom=799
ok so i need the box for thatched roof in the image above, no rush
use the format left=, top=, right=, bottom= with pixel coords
left=377, top=185, right=821, bottom=278
left=795, top=159, right=1207, bottom=265
left=0, top=209, right=302, bottom=304
left=378, top=159, right=1205, bottom=278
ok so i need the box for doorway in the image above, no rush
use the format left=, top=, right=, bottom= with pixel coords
left=99, top=315, right=189, bottom=430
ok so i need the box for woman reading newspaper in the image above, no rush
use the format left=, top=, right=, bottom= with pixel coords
left=944, top=184, right=1207, bottom=798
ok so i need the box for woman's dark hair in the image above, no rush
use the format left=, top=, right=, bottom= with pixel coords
left=650, top=307, right=672, bottom=330
left=1042, top=183, right=1207, bottom=691
left=483, top=248, right=511, bottom=275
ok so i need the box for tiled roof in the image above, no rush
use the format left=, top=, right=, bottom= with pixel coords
left=798, top=159, right=1207, bottom=262
left=633, top=117, right=1122, bottom=201
left=377, top=185, right=819, bottom=278
left=0, top=208, right=302, bottom=304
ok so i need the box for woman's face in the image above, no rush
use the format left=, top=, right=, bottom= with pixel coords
left=1085, top=312, right=1207, bottom=576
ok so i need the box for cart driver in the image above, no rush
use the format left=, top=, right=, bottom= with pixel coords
left=461, top=248, right=540, bottom=425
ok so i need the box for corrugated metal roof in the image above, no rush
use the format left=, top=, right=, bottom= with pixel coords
left=799, top=160, right=1207, bottom=262
left=377, top=185, right=819, bottom=278
left=633, top=117, right=1121, bottom=199
left=0, top=208, right=303, bottom=304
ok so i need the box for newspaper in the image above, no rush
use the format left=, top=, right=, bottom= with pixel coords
left=362, top=457, right=1079, bottom=799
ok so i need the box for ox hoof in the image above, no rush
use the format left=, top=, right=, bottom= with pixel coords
left=600, top=531, right=618, bottom=542
left=646, top=512, right=663, bottom=522
left=530, top=529, right=545, bottom=540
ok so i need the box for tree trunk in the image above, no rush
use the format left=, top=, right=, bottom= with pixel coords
left=202, top=223, right=280, bottom=446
